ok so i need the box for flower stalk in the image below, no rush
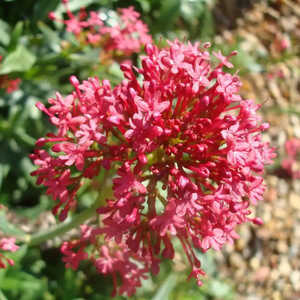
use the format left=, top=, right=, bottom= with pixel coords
left=26, top=201, right=98, bottom=247
left=27, top=174, right=113, bottom=247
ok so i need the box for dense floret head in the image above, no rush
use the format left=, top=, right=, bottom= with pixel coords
left=31, top=40, right=275, bottom=296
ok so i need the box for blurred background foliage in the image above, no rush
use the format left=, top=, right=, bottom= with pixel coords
left=0, top=0, right=291, bottom=299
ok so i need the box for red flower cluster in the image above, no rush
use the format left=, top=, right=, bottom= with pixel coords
left=0, top=237, right=19, bottom=269
left=282, top=138, right=300, bottom=179
left=49, top=1, right=152, bottom=58
left=61, top=225, right=148, bottom=296
left=0, top=56, right=21, bottom=93
left=31, top=40, right=275, bottom=296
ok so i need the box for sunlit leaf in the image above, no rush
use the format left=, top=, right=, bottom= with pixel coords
left=9, top=22, right=23, bottom=50
left=0, top=45, right=36, bottom=74
left=153, top=0, right=181, bottom=33
left=38, top=22, right=61, bottom=53
left=152, top=273, right=179, bottom=300
left=0, top=20, right=10, bottom=46
left=207, top=279, right=234, bottom=299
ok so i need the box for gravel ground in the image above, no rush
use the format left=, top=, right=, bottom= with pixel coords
left=215, top=1, right=300, bottom=299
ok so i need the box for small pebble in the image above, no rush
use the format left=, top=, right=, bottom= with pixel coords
left=277, top=240, right=288, bottom=253
left=289, top=192, right=300, bottom=210
left=290, top=271, right=300, bottom=291
left=250, top=257, right=260, bottom=270
left=278, top=257, right=292, bottom=276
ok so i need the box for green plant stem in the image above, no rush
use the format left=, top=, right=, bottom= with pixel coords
left=26, top=201, right=99, bottom=247
left=27, top=173, right=113, bottom=247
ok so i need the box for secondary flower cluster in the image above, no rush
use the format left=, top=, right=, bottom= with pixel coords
left=0, top=237, right=19, bottom=269
left=31, top=40, right=275, bottom=296
left=282, top=138, right=300, bottom=179
left=61, top=225, right=148, bottom=296
left=0, top=56, right=21, bottom=94
left=49, top=1, right=152, bottom=59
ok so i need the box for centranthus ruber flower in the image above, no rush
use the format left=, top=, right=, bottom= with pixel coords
left=31, top=40, right=275, bottom=296
left=0, top=237, right=19, bottom=269
left=49, top=1, right=152, bottom=59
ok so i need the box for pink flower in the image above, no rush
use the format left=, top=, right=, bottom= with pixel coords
left=32, top=40, right=275, bottom=295
left=100, top=6, right=152, bottom=56
left=49, top=1, right=87, bottom=36
left=0, top=238, right=18, bottom=252
left=0, top=237, right=19, bottom=269
left=282, top=138, right=300, bottom=179
left=273, top=34, right=291, bottom=52
left=50, top=2, right=152, bottom=59
left=30, top=149, right=80, bottom=221
left=61, top=226, right=149, bottom=297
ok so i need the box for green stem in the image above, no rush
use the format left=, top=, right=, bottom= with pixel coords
left=26, top=201, right=99, bottom=247
left=27, top=173, right=113, bottom=247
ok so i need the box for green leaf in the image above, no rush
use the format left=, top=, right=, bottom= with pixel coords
left=0, top=164, right=10, bottom=190
left=54, top=0, right=100, bottom=16
left=180, top=0, right=205, bottom=23
left=7, top=245, right=28, bottom=264
left=9, top=22, right=23, bottom=50
left=0, top=271, right=39, bottom=291
left=108, top=62, right=124, bottom=81
left=152, top=273, right=179, bottom=300
left=136, top=0, right=151, bottom=13
left=0, top=289, right=8, bottom=300
left=232, top=49, right=262, bottom=73
left=38, top=22, right=61, bottom=53
left=33, top=0, right=60, bottom=21
left=200, top=8, right=215, bottom=39
left=0, top=20, right=10, bottom=46
left=207, top=279, right=234, bottom=299
left=194, top=250, right=216, bottom=276
left=0, top=45, right=36, bottom=74
left=153, top=0, right=181, bottom=33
